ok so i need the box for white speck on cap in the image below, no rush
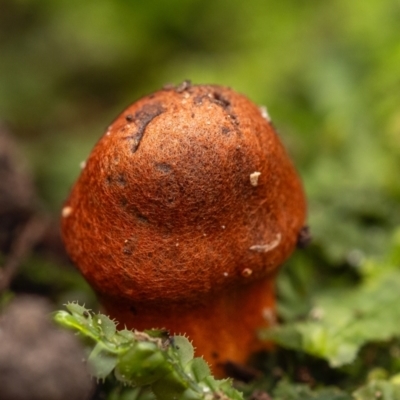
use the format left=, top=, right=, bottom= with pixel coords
left=249, top=233, right=281, bottom=253
left=62, top=206, right=73, bottom=218
left=250, top=171, right=261, bottom=186
left=241, top=268, right=252, bottom=277
left=262, top=307, right=276, bottom=324
left=259, top=105, right=271, bottom=122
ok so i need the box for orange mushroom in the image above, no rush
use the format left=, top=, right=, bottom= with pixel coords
left=61, top=83, right=306, bottom=377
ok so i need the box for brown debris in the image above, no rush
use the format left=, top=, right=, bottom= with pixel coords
left=297, top=225, right=312, bottom=248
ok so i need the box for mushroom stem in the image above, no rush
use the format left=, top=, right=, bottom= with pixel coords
left=101, top=275, right=276, bottom=377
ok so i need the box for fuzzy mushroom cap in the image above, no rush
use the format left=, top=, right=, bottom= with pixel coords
left=61, top=84, right=306, bottom=307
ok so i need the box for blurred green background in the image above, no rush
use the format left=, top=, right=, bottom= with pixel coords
left=1, top=0, right=400, bottom=266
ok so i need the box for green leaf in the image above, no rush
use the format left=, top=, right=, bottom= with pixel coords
left=88, top=342, right=118, bottom=379
left=353, top=380, right=400, bottom=400
left=93, top=313, right=117, bottom=340
left=108, top=386, right=156, bottom=400
left=273, top=380, right=351, bottom=400
left=66, top=302, right=89, bottom=317
left=53, top=304, right=243, bottom=400
left=172, top=336, right=194, bottom=366
left=261, top=228, right=400, bottom=367
left=151, top=369, right=189, bottom=400
left=116, top=341, right=171, bottom=386
left=185, top=358, right=210, bottom=382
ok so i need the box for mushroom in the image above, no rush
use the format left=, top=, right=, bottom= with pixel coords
left=61, top=83, right=306, bottom=377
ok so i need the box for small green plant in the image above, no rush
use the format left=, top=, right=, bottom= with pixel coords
left=261, top=228, right=400, bottom=368
left=54, top=303, right=243, bottom=400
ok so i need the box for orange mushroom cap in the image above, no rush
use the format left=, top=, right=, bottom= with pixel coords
left=61, top=83, right=306, bottom=376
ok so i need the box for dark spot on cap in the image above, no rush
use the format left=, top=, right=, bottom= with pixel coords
left=119, top=198, right=127, bottom=209
left=105, top=174, right=127, bottom=187
left=211, top=91, right=231, bottom=109
left=117, top=174, right=127, bottom=187
left=130, top=306, right=137, bottom=315
left=229, top=113, right=239, bottom=126
left=122, top=238, right=136, bottom=255
left=124, top=102, right=166, bottom=153
left=193, top=95, right=203, bottom=105
left=155, top=163, right=172, bottom=173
